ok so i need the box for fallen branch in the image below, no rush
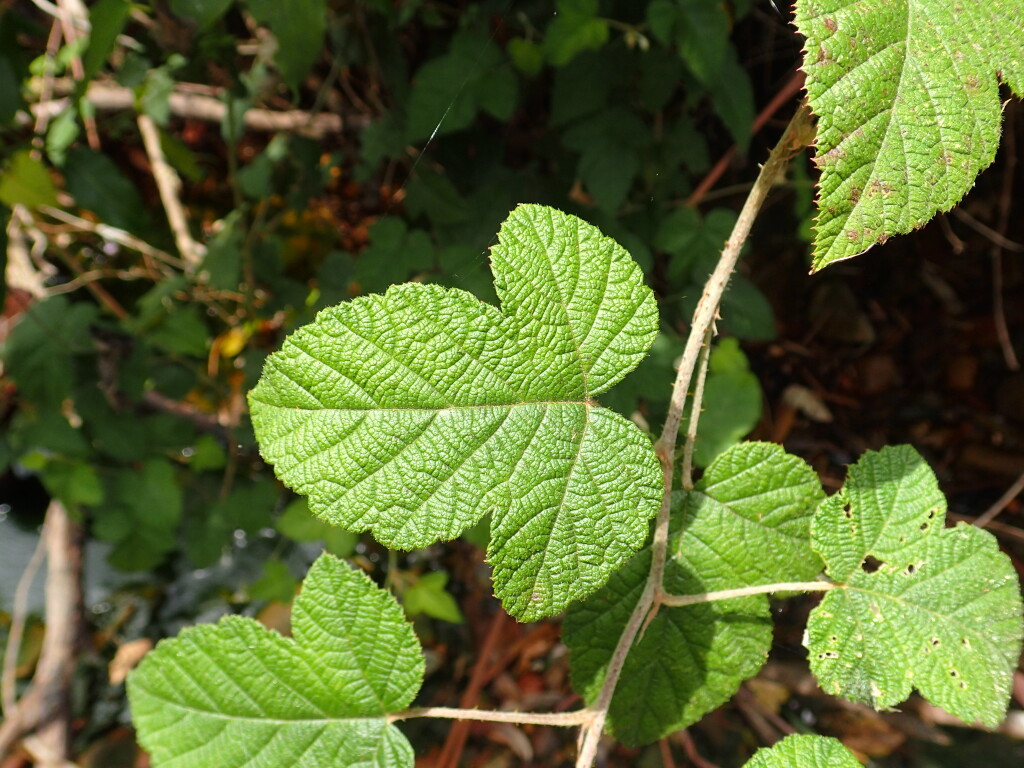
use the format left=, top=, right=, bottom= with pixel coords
left=0, top=501, right=84, bottom=764
left=29, top=80, right=365, bottom=137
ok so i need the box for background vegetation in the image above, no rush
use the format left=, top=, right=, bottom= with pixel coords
left=1, top=0, right=1022, bottom=765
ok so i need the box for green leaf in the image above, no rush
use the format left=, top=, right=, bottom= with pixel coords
left=64, top=147, right=148, bottom=233
left=95, top=458, right=183, bottom=571
left=0, top=151, right=58, bottom=209
left=82, top=0, right=132, bottom=83
left=40, top=458, right=104, bottom=511
left=404, top=30, right=517, bottom=143
left=185, top=479, right=278, bottom=567
left=170, top=0, right=234, bottom=28
left=508, top=37, right=544, bottom=76
left=692, top=339, right=763, bottom=467
left=276, top=497, right=358, bottom=558
left=356, top=218, right=435, bottom=294
left=652, top=0, right=753, bottom=149
left=250, top=204, right=661, bottom=620
left=677, top=442, right=826, bottom=590
left=128, top=553, right=423, bottom=768
left=566, top=443, right=823, bottom=745
left=2, top=295, right=97, bottom=408
left=743, top=734, right=861, bottom=768
left=565, top=547, right=771, bottom=747
left=0, top=18, right=30, bottom=125
left=249, top=560, right=299, bottom=603
left=543, top=0, right=610, bottom=67
left=246, top=0, right=326, bottom=91
left=795, top=1, right=1024, bottom=269
left=808, top=446, right=1024, bottom=727
left=403, top=571, right=463, bottom=624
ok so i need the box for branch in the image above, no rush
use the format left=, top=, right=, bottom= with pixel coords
left=661, top=581, right=836, bottom=608
left=574, top=104, right=814, bottom=768
left=29, top=79, right=365, bottom=137
left=390, top=707, right=591, bottom=727
left=680, top=326, right=714, bottom=491
left=0, top=501, right=84, bottom=763
left=137, top=114, right=205, bottom=271
left=36, top=205, right=186, bottom=269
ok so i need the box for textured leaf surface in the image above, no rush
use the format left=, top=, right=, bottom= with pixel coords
left=128, top=553, right=423, bottom=768
left=565, top=444, right=823, bottom=745
left=743, top=734, right=861, bottom=768
left=250, top=204, right=661, bottom=620
left=796, top=1, right=1024, bottom=268
left=675, top=442, right=825, bottom=587
left=808, top=446, right=1023, bottom=727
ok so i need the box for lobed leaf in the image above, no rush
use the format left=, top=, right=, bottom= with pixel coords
left=128, top=553, right=424, bottom=768
left=796, top=0, right=1024, bottom=269
left=808, top=446, right=1024, bottom=727
left=743, top=734, right=861, bottom=768
left=565, top=444, right=823, bottom=745
left=250, top=204, right=661, bottom=620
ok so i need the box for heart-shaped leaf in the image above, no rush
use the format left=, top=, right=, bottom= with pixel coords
left=128, top=553, right=424, bottom=768
left=249, top=204, right=661, bottom=620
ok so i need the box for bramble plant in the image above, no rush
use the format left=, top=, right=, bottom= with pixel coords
left=125, top=1, right=1024, bottom=763
left=1, top=0, right=1021, bottom=765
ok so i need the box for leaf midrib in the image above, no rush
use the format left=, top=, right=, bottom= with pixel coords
left=250, top=399, right=598, bottom=413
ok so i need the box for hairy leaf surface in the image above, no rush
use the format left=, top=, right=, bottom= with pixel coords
left=795, top=0, right=1024, bottom=268
left=128, top=553, right=423, bottom=768
left=808, top=446, right=1024, bottom=727
left=744, top=734, right=861, bottom=768
left=565, top=444, right=823, bottom=745
left=250, top=204, right=661, bottom=620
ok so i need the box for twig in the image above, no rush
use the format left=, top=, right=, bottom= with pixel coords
left=29, top=79, right=363, bottom=137
left=436, top=611, right=510, bottom=768
left=974, top=469, right=1024, bottom=528
left=137, top=114, right=205, bottom=271
left=37, top=205, right=187, bottom=270
left=390, top=707, right=589, bottom=726
left=952, top=209, right=1024, bottom=253
left=659, top=737, right=678, bottom=768
left=680, top=327, right=714, bottom=491
left=54, top=0, right=99, bottom=149
left=676, top=730, right=721, bottom=768
left=983, top=105, right=1020, bottom=370
left=5, top=206, right=51, bottom=298
left=574, top=104, right=815, bottom=768
left=32, top=19, right=63, bottom=147
left=1, top=534, right=47, bottom=716
left=660, top=581, right=835, bottom=607
left=32, top=501, right=84, bottom=764
left=0, top=501, right=84, bottom=763
left=686, top=71, right=805, bottom=207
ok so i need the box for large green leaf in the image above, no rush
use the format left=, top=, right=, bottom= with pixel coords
left=250, top=204, right=660, bottom=620
left=128, top=553, right=423, bottom=768
left=246, top=0, right=325, bottom=91
left=796, top=0, right=1024, bottom=269
left=743, top=734, right=861, bottom=768
left=565, top=443, right=823, bottom=745
left=808, top=446, right=1024, bottom=727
